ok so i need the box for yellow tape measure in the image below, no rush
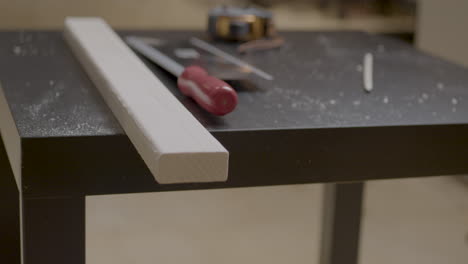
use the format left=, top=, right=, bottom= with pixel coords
left=208, top=6, right=274, bottom=42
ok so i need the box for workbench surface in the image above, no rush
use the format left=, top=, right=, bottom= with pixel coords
left=1, top=31, right=468, bottom=197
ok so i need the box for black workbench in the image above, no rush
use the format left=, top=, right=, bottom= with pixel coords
left=1, top=30, right=468, bottom=264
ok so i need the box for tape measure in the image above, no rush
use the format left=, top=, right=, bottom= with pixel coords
left=208, top=6, right=274, bottom=42
left=207, top=6, right=284, bottom=53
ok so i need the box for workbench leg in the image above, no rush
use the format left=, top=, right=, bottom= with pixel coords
left=22, top=196, right=85, bottom=264
left=0, top=143, right=20, bottom=263
left=0, top=183, right=20, bottom=264
left=320, top=182, right=364, bottom=264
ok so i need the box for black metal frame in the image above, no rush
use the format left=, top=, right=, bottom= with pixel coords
left=17, top=187, right=365, bottom=264
left=13, top=123, right=468, bottom=264
left=320, top=183, right=364, bottom=264
left=22, top=196, right=85, bottom=264
left=21, top=125, right=468, bottom=198
left=3, top=30, right=468, bottom=264
left=18, top=183, right=365, bottom=264
left=0, top=142, right=20, bottom=263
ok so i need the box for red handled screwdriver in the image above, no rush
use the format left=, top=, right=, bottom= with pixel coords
left=126, top=36, right=238, bottom=116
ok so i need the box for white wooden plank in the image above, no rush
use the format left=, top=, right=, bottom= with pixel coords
left=64, top=17, right=228, bottom=184
left=0, top=82, right=21, bottom=189
left=0, top=82, right=24, bottom=264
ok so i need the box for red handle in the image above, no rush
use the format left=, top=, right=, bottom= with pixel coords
left=177, top=66, right=238, bottom=115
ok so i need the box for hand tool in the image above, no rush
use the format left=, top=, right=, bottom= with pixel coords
left=126, top=36, right=238, bottom=116
left=208, top=6, right=273, bottom=42
left=190, top=37, right=273, bottom=81
left=207, top=6, right=284, bottom=53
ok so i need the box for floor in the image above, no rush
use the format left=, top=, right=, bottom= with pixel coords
left=87, top=176, right=468, bottom=264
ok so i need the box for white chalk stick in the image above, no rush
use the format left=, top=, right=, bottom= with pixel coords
left=363, top=53, right=373, bottom=92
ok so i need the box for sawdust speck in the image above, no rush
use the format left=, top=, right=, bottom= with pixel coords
left=437, top=82, right=445, bottom=90
left=356, top=64, right=363, bottom=72
left=13, top=46, right=21, bottom=55
left=377, top=45, right=385, bottom=53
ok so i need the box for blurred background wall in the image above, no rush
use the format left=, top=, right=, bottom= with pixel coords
left=0, top=0, right=414, bottom=32
left=417, top=0, right=468, bottom=67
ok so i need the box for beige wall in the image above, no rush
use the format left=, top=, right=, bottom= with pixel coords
left=417, top=0, right=468, bottom=67
left=0, top=0, right=215, bottom=29
left=0, top=0, right=413, bottom=32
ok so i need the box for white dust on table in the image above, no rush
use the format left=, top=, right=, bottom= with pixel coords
left=45, top=121, right=115, bottom=137
left=316, top=35, right=332, bottom=54
left=353, top=100, right=361, bottom=106
left=67, top=104, right=116, bottom=135
left=406, top=84, right=462, bottom=115
left=12, top=32, right=54, bottom=57
left=26, top=81, right=64, bottom=118
left=317, top=35, right=330, bottom=46
left=377, top=44, right=385, bottom=53
left=12, top=32, right=39, bottom=56
left=417, top=93, right=430, bottom=104
left=451, top=98, right=459, bottom=113
left=356, top=64, right=363, bottom=72
left=19, top=31, right=33, bottom=43
left=285, top=92, right=333, bottom=112
left=12, top=44, right=40, bottom=56
left=23, top=95, right=115, bottom=137
left=437, top=82, right=445, bottom=90
left=12, top=46, right=22, bottom=55
left=316, top=34, right=347, bottom=57
left=17, top=78, right=116, bottom=136
left=383, top=96, right=389, bottom=104
left=266, top=86, right=345, bottom=124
